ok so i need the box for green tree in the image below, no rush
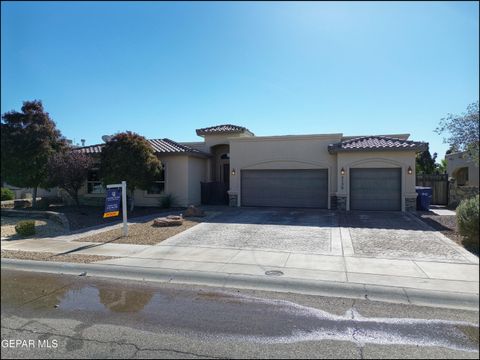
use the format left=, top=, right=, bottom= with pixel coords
left=436, top=158, right=447, bottom=174
left=416, top=149, right=437, bottom=174
left=435, top=101, right=479, bottom=165
left=1, top=100, right=66, bottom=207
left=100, top=131, right=161, bottom=211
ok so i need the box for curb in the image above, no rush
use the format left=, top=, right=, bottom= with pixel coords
left=2, top=258, right=478, bottom=311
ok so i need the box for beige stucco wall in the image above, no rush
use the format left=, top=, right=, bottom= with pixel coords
left=336, top=151, right=417, bottom=211
left=78, top=155, right=194, bottom=207
left=187, top=156, right=208, bottom=205
left=446, top=152, right=479, bottom=187
left=229, top=134, right=342, bottom=208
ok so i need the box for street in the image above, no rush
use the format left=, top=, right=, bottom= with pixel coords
left=1, top=269, right=479, bottom=359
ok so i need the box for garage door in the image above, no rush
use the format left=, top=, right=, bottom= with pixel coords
left=350, top=168, right=401, bottom=211
left=241, top=169, right=328, bottom=208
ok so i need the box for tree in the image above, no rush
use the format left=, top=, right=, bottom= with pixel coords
left=436, top=158, right=447, bottom=174
left=99, top=131, right=161, bottom=211
left=47, top=150, right=93, bottom=207
left=416, top=149, right=437, bottom=174
left=435, top=101, right=479, bottom=165
left=1, top=100, right=66, bottom=207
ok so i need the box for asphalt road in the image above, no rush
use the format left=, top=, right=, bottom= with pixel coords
left=1, top=269, right=479, bottom=359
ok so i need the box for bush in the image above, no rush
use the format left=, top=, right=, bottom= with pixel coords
left=457, top=195, right=479, bottom=253
left=1, top=187, right=15, bottom=201
left=159, top=193, right=175, bottom=209
left=15, top=220, right=36, bottom=237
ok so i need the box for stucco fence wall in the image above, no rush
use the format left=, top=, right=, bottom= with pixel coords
left=449, top=184, right=479, bottom=208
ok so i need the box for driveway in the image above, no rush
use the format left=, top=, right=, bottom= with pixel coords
left=164, top=208, right=338, bottom=254
left=162, top=208, right=475, bottom=263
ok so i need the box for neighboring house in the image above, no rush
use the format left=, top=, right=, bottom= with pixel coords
left=74, top=124, right=427, bottom=211
left=446, top=151, right=479, bottom=187
left=445, top=151, right=479, bottom=205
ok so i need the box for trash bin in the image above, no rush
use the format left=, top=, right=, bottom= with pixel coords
left=415, top=186, right=432, bottom=211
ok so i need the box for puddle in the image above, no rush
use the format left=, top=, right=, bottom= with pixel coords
left=2, top=270, right=479, bottom=353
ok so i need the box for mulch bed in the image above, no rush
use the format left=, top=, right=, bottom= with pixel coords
left=22, top=205, right=185, bottom=231
left=1, top=249, right=116, bottom=264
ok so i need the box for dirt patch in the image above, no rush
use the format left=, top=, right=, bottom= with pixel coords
left=73, top=217, right=203, bottom=245
left=1, top=249, right=115, bottom=263
left=1, top=216, right=66, bottom=240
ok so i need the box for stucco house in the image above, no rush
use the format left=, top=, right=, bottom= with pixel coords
left=74, top=124, right=427, bottom=211
left=446, top=150, right=479, bottom=205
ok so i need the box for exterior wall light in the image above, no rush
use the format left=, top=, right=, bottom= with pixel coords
left=231, top=168, right=236, bottom=176
left=340, top=167, right=345, bottom=176
left=407, top=166, right=413, bottom=175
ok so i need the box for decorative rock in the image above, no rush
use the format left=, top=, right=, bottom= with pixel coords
left=13, top=199, right=31, bottom=209
left=153, top=215, right=183, bottom=227
left=183, top=205, right=205, bottom=217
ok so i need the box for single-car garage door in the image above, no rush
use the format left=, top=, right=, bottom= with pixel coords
left=241, top=169, right=328, bottom=208
left=350, top=168, right=401, bottom=211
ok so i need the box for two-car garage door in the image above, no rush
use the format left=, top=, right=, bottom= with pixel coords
left=240, top=168, right=402, bottom=210
left=350, top=168, right=401, bottom=211
left=241, top=169, right=328, bottom=208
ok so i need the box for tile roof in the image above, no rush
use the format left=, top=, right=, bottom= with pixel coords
left=328, top=136, right=427, bottom=154
left=75, top=138, right=208, bottom=156
left=196, top=124, right=251, bottom=136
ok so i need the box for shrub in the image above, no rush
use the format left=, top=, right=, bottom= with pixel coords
left=457, top=195, right=479, bottom=253
left=1, top=187, right=15, bottom=201
left=159, top=193, right=175, bottom=209
left=15, top=220, right=36, bottom=237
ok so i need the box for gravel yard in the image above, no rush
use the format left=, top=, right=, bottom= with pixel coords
left=73, top=217, right=204, bottom=245
left=1, top=216, right=66, bottom=240
left=20, top=205, right=185, bottom=231
left=0, top=249, right=116, bottom=263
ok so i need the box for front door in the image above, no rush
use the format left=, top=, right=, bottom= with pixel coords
left=223, top=163, right=230, bottom=188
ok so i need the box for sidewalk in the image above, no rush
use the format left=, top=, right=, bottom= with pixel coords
left=2, top=233, right=479, bottom=310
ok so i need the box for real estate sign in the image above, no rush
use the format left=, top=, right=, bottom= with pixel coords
left=103, top=187, right=122, bottom=218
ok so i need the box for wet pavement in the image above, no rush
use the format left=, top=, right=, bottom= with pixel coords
left=1, top=269, right=479, bottom=359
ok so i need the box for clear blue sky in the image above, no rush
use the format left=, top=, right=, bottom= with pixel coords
left=2, top=1, right=478, bottom=158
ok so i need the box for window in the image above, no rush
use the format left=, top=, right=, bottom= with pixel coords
left=147, top=163, right=166, bottom=195
left=87, top=168, right=105, bottom=194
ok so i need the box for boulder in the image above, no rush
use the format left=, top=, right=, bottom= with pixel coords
left=153, top=215, right=183, bottom=227
left=183, top=205, right=205, bottom=217
left=13, top=199, right=31, bottom=209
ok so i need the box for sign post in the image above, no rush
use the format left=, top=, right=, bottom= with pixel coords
left=104, top=181, right=128, bottom=237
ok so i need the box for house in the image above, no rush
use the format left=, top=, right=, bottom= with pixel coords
left=446, top=151, right=479, bottom=205
left=74, top=124, right=427, bottom=211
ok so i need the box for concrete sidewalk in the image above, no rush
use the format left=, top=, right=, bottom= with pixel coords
left=2, top=235, right=478, bottom=307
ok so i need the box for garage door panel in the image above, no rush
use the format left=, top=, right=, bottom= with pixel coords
left=350, top=168, right=401, bottom=211
left=241, top=169, right=328, bottom=208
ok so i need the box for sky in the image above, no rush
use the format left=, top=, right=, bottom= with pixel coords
left=1, top=1, right=479, bottom=158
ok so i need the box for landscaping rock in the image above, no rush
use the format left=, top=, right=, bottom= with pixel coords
left=183, top=205, right=205, bottom=217
left=153, top=215, right=183, bottom=227
left=13, top=199, right=31, bottom=209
